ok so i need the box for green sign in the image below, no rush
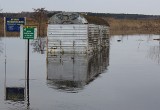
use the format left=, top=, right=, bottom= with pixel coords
left=20, top=26, right=37, bottom=39
left=23, top=27, right=34, bottom=39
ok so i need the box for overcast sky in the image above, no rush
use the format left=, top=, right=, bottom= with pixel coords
left=0, top=0, right=160, bottom=15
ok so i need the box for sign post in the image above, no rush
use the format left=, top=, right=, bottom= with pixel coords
left=27, top=38, right=30, bottom=106
left=20, top=25, right=37, bottom=106
left=20, top=26, right=37, bottom=77
left=4, top=17, right=26, bottom=101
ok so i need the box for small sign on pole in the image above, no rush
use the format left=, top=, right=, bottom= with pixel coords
left=20, top=25, right=37, bottom=39
left=20, top=26, right=37, bottom=102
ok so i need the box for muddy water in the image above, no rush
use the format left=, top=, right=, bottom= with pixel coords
left=0, top=35, right=160, bottom=110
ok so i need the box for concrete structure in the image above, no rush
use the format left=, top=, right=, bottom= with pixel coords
left=46, top=12, right=110, bottom=92
left=47, top=12, right=110, bottom=55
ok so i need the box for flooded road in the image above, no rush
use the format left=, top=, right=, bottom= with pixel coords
left=0, top=35, right=160, bottom=110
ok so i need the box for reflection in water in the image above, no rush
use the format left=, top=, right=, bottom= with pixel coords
left=147, top=45, right=160, bottom=64
left=0, top=38, right=3, bottom=56
left=5, top=87, right=25, bottom=101
left=147, top=35, right=160, bottom=64
left=46, top=47, right=110, bottom=92
left=4, top=79, right=30, bottom=109
left=1, top=35, right=160, bottom=110
left=4, top=54, right=30, bottom=110
left=31, top=38, right=46, bottom=54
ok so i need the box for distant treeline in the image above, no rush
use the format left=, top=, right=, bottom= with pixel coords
left=0, top=11, right=160, bottom=20
left=86, top=12, right=160, bottom=20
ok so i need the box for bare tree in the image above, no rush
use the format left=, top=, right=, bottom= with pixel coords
left=33, top=8, right=48, bottom=37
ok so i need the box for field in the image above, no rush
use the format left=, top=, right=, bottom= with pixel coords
left=106, top=18, right=160, bottom=35
left=1, top=17, right=160, bottom=36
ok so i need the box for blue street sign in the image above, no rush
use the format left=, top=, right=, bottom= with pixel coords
left=6, top=18, right=25, bottom=32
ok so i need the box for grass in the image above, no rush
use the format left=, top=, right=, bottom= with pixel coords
left=1, top=17, right=160, bottom=36
left=105, top=18, right=160, bottom=35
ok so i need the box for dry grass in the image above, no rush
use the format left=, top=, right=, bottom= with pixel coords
left=105, top=18, right=160, bottom=35
left=1, top=17, right=160, bottom=36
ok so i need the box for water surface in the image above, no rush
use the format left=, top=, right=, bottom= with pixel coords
left=0, top=35, right=160, bottom=110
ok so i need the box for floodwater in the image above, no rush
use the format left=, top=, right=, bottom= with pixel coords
left=0, top=35, right=160, bottom=110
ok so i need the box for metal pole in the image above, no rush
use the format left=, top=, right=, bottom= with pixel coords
left=27, top=39, right=29, bottom=81
left=4, top=57, right=6, bottom=100
left=25, top=39, right=27, bottom=100
left=4, top=18, right=6, bottom=97
left=27, top=39, right=30, bottom=107
left=4, top=17, right=6, bottom=59
left=24, top=18, right=27, bottom=101
left=27, top=77, right=30, bottom=107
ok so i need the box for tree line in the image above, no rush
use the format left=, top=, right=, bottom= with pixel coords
left=1, top=10, right=160, bottom=20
